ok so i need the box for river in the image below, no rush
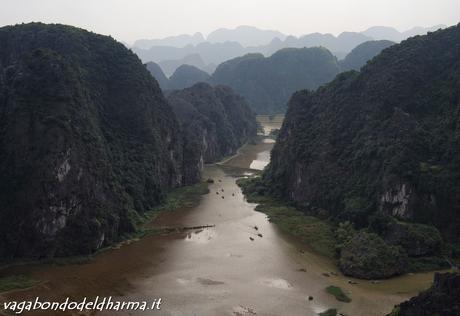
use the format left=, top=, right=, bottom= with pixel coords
left=0, top=115, right=438, bottom=316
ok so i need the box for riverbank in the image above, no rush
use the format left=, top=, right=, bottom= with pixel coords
left=0, top=116, right=445, bottom=316
left=237, top=175, right=455, bottom=274
left=0, top=181, right=210, bottom=293
left=236, top=177, right=337, bottom=259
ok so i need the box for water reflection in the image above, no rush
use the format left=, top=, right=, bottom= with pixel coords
left=0, top=115, right=439, bottom=316
left=185, top=228, right=217, bottom=244
left=249, top=150, right=271, bottom=170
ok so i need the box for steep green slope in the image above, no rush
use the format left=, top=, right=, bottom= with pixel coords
left=0, top=23, right=187, bottom=260
left=261, top=25, right=460, bottom=277
left=168, top=83, right=257, bottom=184
left=169, top=64, right=210, bottom=90
left=145, top=61, right=170, bottom=90
left=209, top=48, right=341, bottom=114
left=339, top=40, right=395, bottom=71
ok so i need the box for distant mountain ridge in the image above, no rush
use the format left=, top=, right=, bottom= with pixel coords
left=145, top=61, right=170, bottom=90
left=209, top=47, right=342, bottom=114
left=262, top=24, right=460, bottom=279
left=133, top=32, right=205, bottom=49
left=207, top=40, right=392, bottom=114
left=169, top=65, right=210, bottom=90
left=145, top=62, right=210, bottom=91
left=207, top=25, right=286, bottom=46
left=157, top=53, right=211, bottom=77
left=132, top=24, right=446, bottom=75
left=363, top=25, right=446, bottom=42
left=339, top=40, right=395, bottom=71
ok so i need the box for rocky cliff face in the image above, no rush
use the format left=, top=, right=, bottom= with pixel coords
left=261, top=25, right=460, bottom=278
left=388, top=273, right=460, bottom=316
left=168, top=83, right=257, bottom=184
left=264, top=24, right=460, bottom=242
left=0, top=23, right=188, bottom=260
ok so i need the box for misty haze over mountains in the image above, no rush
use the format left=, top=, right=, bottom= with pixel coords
left=146, top=40, right=395, bottom=114
left=132, top=24, right=446, bottom=76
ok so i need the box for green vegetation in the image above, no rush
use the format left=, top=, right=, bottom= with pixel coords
left=260, top=25, right=460, bottom=278
left=168, top=83, right=257, bottom=184
left=325, top=285, right=351, bottom=303
left=339, top=40, right=394, bottom=71
left=0, top=275, right=41, bottom=293
left=122, top=181, right=210, bottom=240
left=407, top=256, right=450, bottom=272
left=168, top=65, right=211, bottom=90
left=150, top=182, right=209, bottom=214
left=0, top=22, right=191, bottom=260
left=335, top=221, right=357, bottom=250
left=45, top=256, right=95, bottom=266
left=145, top=62, right=170, bottom=90
left=256, top=205, right=336, bottom=258
left=146, top=62, right=211, bottom=91
left=446, top=243, right=460, bottom=265
left=210, top=47, right=341, bottom=114
left=0, top=23, right=254, bottom=262
left=264, top=24, right=460, bottom=241
left=319, top=308, right=338, bottom=316
left=388, top=306, right=401, bottom=316
left=238, top=176, right=452, bottom=279
left=0, top=180, right=210, bottom=272
left=237, top=177, right=336, bottom=258
left=339, top=231, right=408, bottom=279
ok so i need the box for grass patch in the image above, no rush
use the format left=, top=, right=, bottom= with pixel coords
left=44, top=256, right=94, bottom=266
left=326, top=285, right=352, bottom=303
left=408, top=256, right=451, bottom=272
left=319, top=309, right=337, bottom=316
left=256, top=204, right=336, bottom=258
left=0, top=275, right=41, bottom=293
left=388, top=306, right=401, bottom=316
left=122, top=181, right=210, bottom=240
left=129, top=181, right=209, bottom=228
left=237, top=176, right=336, bottom=258
left=150, top=181, right=209, bottom=214
left=236, top=177, right=274, bottom=204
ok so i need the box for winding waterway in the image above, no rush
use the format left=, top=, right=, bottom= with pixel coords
left=0, top=115, right=440, bottom=316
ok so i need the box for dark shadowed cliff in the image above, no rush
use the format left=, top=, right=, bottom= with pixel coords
left=261, top=24, right=460, bottom=277
left=388, top=273, right=460, bottom=316
left=168, top=83, right=257, bottom=184
left=0, top=23, right=190, bottom=260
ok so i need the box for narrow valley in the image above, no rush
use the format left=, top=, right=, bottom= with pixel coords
left=0, top=117, right=444, bottom=316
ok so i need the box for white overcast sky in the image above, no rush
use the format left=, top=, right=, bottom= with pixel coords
left=1, top=0, right=459, bottom=43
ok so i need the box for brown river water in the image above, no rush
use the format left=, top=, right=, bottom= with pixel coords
left=0, top=116, right=440, bottom=316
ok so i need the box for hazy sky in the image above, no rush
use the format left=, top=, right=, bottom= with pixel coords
left=1, top=0, right=459, bottom=43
